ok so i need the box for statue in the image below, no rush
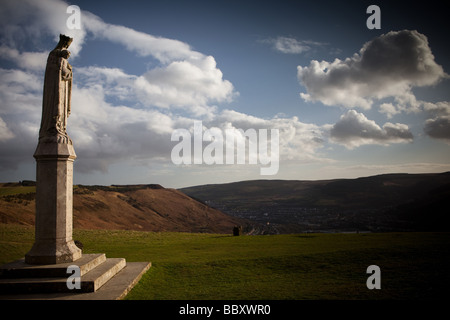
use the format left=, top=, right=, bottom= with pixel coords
left=39, top=34, right=73, bottom=144
left=26, top=34, right=81, bottom=265
left=1, top=36, right=150, bottom=294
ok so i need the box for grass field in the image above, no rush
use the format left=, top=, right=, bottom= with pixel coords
left=1, top=224, right=449, bottom=299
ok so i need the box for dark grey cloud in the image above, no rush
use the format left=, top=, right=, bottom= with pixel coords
left=423, top=102, right=450, bottom=141
left=424, top=117, right=450, bottom=141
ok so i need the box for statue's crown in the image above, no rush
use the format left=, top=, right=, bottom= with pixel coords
left=59, top=34, right=73, bottom=46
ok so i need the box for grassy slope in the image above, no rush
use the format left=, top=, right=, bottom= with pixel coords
left=1, top=224, right=449, bottom=299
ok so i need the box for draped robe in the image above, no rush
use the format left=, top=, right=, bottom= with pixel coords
left=39, top=48, right=72, bottom=144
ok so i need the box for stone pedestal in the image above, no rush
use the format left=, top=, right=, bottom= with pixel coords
left=25, top=141, right=82, bottom=265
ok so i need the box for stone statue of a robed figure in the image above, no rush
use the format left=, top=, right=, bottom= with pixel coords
left=39, top=34, right=73, bottom=144
left=26, top=35, right=82, bottom=265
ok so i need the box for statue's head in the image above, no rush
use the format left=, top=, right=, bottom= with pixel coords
left=58, top=34, right=73, bottom=49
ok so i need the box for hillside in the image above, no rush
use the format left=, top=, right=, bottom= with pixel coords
left=3, top=172, right=449, bottom=235
left=0, top=184, right=248, bottom=234
left=181, top=172, right=450, bottom=233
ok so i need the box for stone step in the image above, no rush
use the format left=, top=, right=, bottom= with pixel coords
left=0, top=262, right=151, bottom=300
left=79, top=258, right=126, bottom=292
left=0, top=254, right=106, bottom=279
left=0, top=256, right=126, bottom=294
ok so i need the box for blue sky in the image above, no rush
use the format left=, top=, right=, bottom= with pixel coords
left=1, top=0, right=450, bottom=188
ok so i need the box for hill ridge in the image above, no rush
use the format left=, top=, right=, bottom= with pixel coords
left=2, top=172, right=450, bottom=234
left=180, top=172, right=450, bottom=233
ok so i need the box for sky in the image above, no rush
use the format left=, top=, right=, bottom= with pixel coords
left=1, top=0, right=450, bottom=188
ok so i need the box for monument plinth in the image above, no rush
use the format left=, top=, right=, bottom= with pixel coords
left=25, top=34, right=81, bottom=265
left=25, top=141, right=81, bottom=264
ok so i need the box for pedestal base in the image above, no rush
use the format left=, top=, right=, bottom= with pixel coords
left=25, top=239, right=82, bottom=265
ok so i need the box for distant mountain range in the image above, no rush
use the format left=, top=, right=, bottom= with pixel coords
left=2, top=172, right=449, bottom=235
left=180, top=172, right=450, bottom=233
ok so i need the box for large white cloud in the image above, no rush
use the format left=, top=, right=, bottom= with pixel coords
left=297, top=30, right=447, bottom=111
left=139, top=56, right=235, bottom=114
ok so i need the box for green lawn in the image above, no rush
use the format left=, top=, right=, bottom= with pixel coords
left=1, top=224, right=449, bottom=299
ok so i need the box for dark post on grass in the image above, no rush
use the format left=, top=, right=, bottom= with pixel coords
left=25, top=35, right=82, bottom=264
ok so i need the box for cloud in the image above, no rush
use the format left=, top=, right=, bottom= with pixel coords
left=140, top=56, right=235, bottom=113
left=329, top=110, right=413, bottom=149
left=379, top=103, right=401, bottom=119
left=424, top=117, right=450, bottom=141
left=261, top=36, right=327, bottom=55
left=422, top=101, right=450, bottom=141
left=263, top=37, right=309, bottom=54
left=0, top=117, right=15, bottom=142
left=213, top=110, right=327, bottom=162
left=0, top=46, right=48, bottom=71
left=423, top=101, right=450, bottom=117
left=74, top=62, right=233, bottom=118
left=0, top=0, right=87, bottom=56
left=297, top=30, right=447, bottom=110
left=82, top=11, right=200, bottom=64
left=0, top=67, right=41, bottom=169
